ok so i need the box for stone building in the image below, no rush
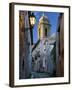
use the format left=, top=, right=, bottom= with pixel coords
left=56, top=13, right=64, bottom=77
left=32, top=14, right=56, bottom=76
left=19, top=11, right=32, bottom=79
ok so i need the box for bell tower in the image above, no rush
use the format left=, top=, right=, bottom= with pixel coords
left=38, top=13, right=51, bottom=39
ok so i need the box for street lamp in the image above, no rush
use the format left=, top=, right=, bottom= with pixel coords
left=29, top=12, right=36, bottom=28
left=19, top=11, right=36, bottom=45
left=28, top=12, right=36, bottom=45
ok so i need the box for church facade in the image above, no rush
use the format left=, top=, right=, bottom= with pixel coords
left=32, top=14, right=56, bottom=76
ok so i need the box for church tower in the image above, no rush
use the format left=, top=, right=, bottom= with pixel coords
left=38, top=13, right=51, bottom=39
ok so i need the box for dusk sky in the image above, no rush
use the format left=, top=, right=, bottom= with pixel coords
left=32, top=11, right=60, bottom=44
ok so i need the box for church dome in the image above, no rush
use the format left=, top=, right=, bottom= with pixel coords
left=39, top=15, right=50, bottom=24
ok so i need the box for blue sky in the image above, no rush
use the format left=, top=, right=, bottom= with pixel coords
left=32, top=11, right=60, bottom=44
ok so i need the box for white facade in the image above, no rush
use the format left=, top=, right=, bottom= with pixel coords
left=32, top=38, right=55, bottom=74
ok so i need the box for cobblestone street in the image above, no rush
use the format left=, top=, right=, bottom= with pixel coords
left=30, top=71, right=52, bottom=78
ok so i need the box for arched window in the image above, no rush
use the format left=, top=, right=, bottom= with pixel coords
left=45, top=28, right=47, bottom=36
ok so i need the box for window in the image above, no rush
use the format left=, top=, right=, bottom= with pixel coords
left=45, top=28, right=47, bottom=36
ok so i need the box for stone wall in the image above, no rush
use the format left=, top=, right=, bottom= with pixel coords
left=56, top=13, right=64, bottom=77
left=19, top=11, right=32, bottom=79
